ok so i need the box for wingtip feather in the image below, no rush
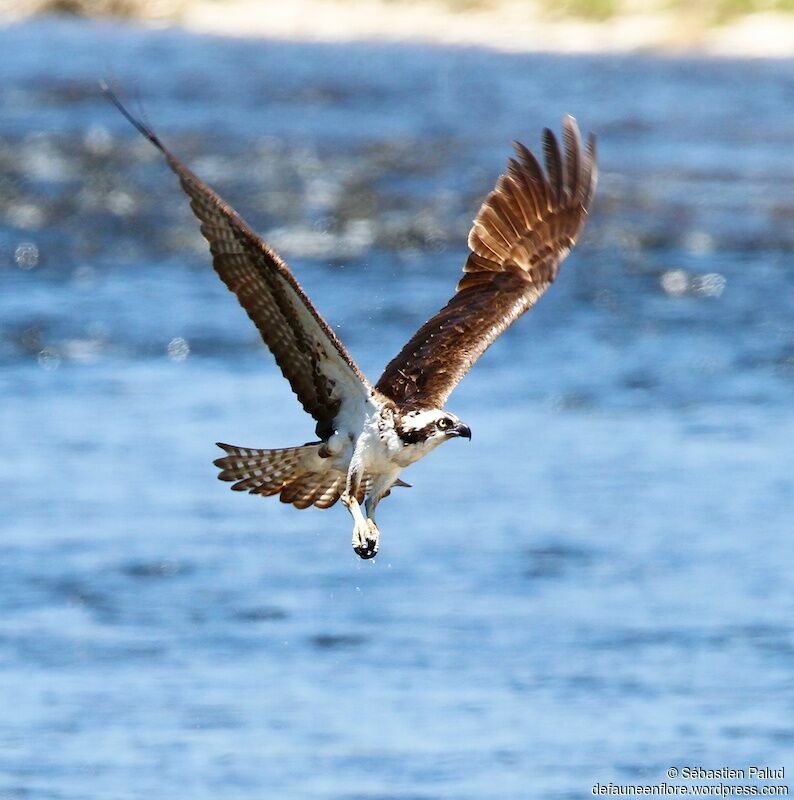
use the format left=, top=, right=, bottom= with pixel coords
left=101, top=81, right=164, bottom=152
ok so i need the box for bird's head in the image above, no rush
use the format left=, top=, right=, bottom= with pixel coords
left=395, top=408, right=471, bottom=451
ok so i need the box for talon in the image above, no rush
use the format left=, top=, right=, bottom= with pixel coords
left=346, top=491, right=380, bottom=559
left=353, top=521, right=379, bottom=560
left=354, top=542, right=378, bottom=560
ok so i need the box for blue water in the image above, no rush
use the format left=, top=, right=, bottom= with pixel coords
left=1, top=17, right=793, bottom=799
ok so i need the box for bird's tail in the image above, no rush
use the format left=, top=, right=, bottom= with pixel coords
left=213, top=442, right=345, bottom=509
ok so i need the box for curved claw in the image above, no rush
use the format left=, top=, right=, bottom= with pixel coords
left=352, top=519, right=380, bottom=560
left=354, top=543, right=378, bottom=560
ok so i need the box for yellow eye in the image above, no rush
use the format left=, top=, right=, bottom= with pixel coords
left=437, top=418, right=451, bottom=430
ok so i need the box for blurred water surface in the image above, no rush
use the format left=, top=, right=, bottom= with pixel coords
left=1, top=18, right=794, bottom=800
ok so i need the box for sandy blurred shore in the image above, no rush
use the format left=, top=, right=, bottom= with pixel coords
left=2, top=0, right=794, bottom=56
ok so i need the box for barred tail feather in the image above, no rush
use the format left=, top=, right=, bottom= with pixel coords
left=213, top=442, right=344, bottom=509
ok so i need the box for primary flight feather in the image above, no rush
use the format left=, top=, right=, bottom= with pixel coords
left=105, top=87, right=597, bottom=559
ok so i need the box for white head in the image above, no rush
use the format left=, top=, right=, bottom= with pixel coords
left=394, top=407, right=471, bottom=456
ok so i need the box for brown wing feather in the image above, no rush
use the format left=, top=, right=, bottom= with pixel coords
left=376, top=115, right=596, bottom=408
left=104, top=87, right=371, bottom=439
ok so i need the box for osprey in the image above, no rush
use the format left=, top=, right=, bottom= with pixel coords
left=105, top=89, right=597, bottom=560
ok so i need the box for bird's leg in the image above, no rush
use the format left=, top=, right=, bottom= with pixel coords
left=364, top=495, right=380, bottom=551
left=362, top=469, right=400, bottom=557
left=342, top=449, right=379, bottom=560
left=341, top=491, right=378, bottom=560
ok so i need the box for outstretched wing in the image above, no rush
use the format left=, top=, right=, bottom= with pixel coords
left=376, top=115, right=596, bottom=409
left=104, top=87, right=372, bottom=439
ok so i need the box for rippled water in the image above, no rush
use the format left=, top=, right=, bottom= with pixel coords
left=1, top=17, right=793, bottom=800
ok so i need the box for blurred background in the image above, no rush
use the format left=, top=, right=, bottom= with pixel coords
left=1, top=2, right=793, bottom=799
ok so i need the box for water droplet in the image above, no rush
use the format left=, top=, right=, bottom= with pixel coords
left=693, top=272, right=726, bottom=298
left=38, top=348, right=61, bottom=371
left=14, top=242, right=39, bottom=269
left=661, top=269, right=688, bottom=297
left=167, top=337, right=190, bottom=362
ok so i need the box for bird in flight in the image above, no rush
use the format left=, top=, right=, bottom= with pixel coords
left=105, top=87, right=597, bottom=560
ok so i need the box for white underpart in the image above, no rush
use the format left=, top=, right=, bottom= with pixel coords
left=343, top=402, right=402, bottom=499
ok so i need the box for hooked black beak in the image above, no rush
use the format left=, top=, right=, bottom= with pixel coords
left=452, top=422, right=472, bottom=440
